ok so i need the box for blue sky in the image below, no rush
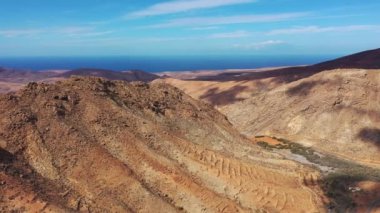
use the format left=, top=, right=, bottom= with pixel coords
left=0, top=0, right=379, bottom=56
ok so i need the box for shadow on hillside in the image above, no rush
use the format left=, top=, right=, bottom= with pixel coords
left=191, top=66, right=317, bottom=83
left=285, top=81, right=319, bottom=96
left=322, top=173, right=362, bottom=211
left=285, top=79, right=331, bottom=97
left=0, top=148, right=14, bottom=164
left=188, top=67, right=320, bottom=106
left=192, top=68, right=328, bottom=105
left=321, top=173, right=380, bottom=212
left=199, top=85, right=248, bottom=106
left=357, top=128, right=380, bottom=149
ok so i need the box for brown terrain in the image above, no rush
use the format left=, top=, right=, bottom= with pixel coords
left=1, top=48, right=380, bottom=212
left=0, top=77, right=326, bottom=212
left=223, top=68, right=380, bottom=166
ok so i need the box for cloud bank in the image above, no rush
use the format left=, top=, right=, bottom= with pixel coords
left=234, top=40, right=285, bottom=50
left=128, top=0, right=255, bottom=18
left=268, top=25, right=380, bottom=35
left=146, top=12, right=308, bottom=28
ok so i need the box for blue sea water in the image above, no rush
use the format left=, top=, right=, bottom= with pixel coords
left=0, top=55, right=337, bottom=72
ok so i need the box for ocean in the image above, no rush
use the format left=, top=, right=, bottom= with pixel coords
left=0, top=55, right=337, bottom=72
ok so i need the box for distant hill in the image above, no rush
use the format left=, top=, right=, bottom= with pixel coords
left=189, top=48, right=380, bottom=82
left=59, top=68, right=159, bottom=82
left=0, top=67, right=159, bottom=93
left=312, top=48, right=380, bottom=70
left=0, top=68, right=60, bottom=83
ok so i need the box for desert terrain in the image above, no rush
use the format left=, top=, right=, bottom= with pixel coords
left=223, top=68, right=380, bottom=167
left=1, top=49, right=380, bottom=212
left=159, top=48, right=380, bottom=108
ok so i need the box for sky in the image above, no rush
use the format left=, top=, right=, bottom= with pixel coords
left=0, top=0, right=379, bottom=57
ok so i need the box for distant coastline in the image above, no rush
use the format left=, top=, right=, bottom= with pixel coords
left=0, top=55, right=337, bottom=73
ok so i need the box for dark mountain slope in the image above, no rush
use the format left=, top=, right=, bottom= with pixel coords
left=313, top=48, right=380, bottom=70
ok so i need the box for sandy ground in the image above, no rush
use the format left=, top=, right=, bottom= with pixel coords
left=0, top=81, right=24, bottom=93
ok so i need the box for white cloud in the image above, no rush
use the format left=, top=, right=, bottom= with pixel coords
left=146, top=12, right=308, bottom=28
left=234, top=40, right=285, bottom=50
left=268, top=25, right=380, bottom=35
left=127, top=0, right=255, bottom=18
left=55, top=27, right=114, bottom=37
left=0, top=29, right=43, bottom=37
left=141, top=36, right=198, bottom=42
left=0, top=26, right=113, bottom=38
left=191, top=26, right=220, bottom=30
left=209, top=30, right=250, bottom=38
left=55, top=26, right=93, bottom=34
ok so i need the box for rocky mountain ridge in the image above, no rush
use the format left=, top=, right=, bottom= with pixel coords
left=0, top=77, right=324, bottom=212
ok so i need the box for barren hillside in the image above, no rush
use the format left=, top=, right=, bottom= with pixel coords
left=158, top=67, right=303, bottom=108
left=0, top=77, right=325, bottom=212
left=223, top=69, right=380, bottom=167
left=160, top=49, right=380, bottom=108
